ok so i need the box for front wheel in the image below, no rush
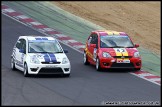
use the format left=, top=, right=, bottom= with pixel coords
left=24, top=63, right=29, bottom=77
left=83, top=51, right=89, bottom=65
left=11, top=57, right=16, bottom=70
left=96, top=58, right=101, bottom=71
left=63, top=74, right=70, bottom=77
left=135, top=68, right=141, bottom=71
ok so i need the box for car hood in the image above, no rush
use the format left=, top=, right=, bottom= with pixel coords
left=28, top=53, right=67, bottom=62
left=100, top=48, right=139, bottom=56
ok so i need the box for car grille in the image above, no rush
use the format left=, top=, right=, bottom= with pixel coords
left=38, top=68, right=63, bottom=74
left=111, top=62, right=134, bottom=68
left=41, top=62, right=61, bottom=64
left=113, top=56, right=132, bottom=58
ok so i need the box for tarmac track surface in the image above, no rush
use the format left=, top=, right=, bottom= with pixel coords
left=2, top=14, right=160, bottom=105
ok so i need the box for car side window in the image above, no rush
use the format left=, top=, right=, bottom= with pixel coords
left=90, top=34, right=98, bottom=48
left=21, top=39, right=26, bottom=53
left=88, top=35, right=92, bottom=46
left=16, top=39, right=26, bottom=53
left=90, top=34, right=97, bottom=44
left=16, top=40, right=21, bottom=49
left=90, top=34, right=95, bottom=44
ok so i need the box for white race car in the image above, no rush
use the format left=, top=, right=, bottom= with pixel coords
left=11, top=36, right=71, bottom=77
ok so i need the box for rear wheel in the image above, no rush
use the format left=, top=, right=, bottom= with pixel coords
left=24, top=63, right=29, bottom=77
left=11, top=57, right=16, bottom=70
left=96, top=58, right=101, bottom=71
left=83, top=51, right=89, bottom=65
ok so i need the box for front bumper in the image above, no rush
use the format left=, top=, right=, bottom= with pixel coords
left=27, top=63, right=71, bottom=75
left=99, top=57, right=141, bottom=69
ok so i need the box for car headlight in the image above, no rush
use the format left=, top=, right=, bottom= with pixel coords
left=103, top=52, right=111, bottom=58
left=30, top=55, right=40, bottom=64
left=134, top=52, right=140, bottom=57
left=62, top=57, right=69, bottom=64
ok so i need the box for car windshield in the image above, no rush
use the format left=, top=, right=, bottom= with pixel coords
left=100, top=35, right=134, bottom=48
left=28, top=40, right=63, bottom=53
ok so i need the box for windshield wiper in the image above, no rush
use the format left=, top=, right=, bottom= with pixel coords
left=113, top=46, right=135, bottom=48
left=125, top=47, right=134, bottom=48
left=107, top=47, right=115, bottom=48
left=37, top=51, right=64, bottom=53
left=38, top=51, right=63, bottom=53
left=101, top=46, right=133, bottom=48
left=54, top=51, right=63, bottom=53
left=113, top=46, right=125, bottom=48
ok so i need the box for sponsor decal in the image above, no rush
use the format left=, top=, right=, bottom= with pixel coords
left=93, top=48, right=97, bottom=62
left=85, top=48, right=93, bottom=60
left=21, top=53, right=24, bottom=63
left=35, top=38, right=42, bottom=40
left=35, top=37, right=48, bottom=40
left=29, top=40, right=55, bottom=42
left=37, top=54, right=44, bottom=59
left=15, top=59, right=23, bottom=68
left=105, top=31, right=120, bottom=35
left=41, top=37, right=48, bottom=40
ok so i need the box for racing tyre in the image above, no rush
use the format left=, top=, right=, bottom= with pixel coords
left=11, top=57, right=16, bottom=70
left=135, top=68, right=141, bottom=71
left=96, top=58, right=101, bottom=71
left=83, top=51, right=89, bottom=65
left=24, top=63, right=29, bottom=77
left=63, top=74, right=70, bottom=77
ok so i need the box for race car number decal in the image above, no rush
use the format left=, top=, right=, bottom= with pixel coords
left=116, top=48, right=125, bottom=52
left=114, top=48, right=130, bottom=63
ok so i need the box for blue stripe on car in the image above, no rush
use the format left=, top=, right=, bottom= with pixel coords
left=42, top=53, right=50, bottom=62
left=35, top=38, right=42, bottom=40
left=29, top=40, right=55, bottom=42
left=42, top=38, right=48, bottom=40
left=49, top=54, right=57, bottom=62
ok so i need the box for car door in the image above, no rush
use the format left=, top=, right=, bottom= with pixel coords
left=21, top=39, right=26, bottom=67
left=15, top=39, right=25, bottom=69
left=88, top=33, right=98, bottom=63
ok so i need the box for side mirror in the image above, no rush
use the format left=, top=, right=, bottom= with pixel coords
left=19, top=49, right=25, bottom=53
left=17, top=41, right=20, bottom=43
left=134, top=44, right=139, bottom=48
left=90, top=44, right=96, bottom=48
left=63, top=49, right=68, bottom=53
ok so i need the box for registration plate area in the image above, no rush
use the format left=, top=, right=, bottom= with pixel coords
left=45, top=65, right=58, bottom=68
left=116, top=59, right=130, bottom=63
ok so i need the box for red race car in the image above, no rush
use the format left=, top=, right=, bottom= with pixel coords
left=83, top=30, right=142, bottom=71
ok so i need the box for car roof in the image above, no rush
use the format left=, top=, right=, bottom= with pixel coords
left=18, top=36, right=56, bottom=41
left=92, top=30, right=128, bottom=36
